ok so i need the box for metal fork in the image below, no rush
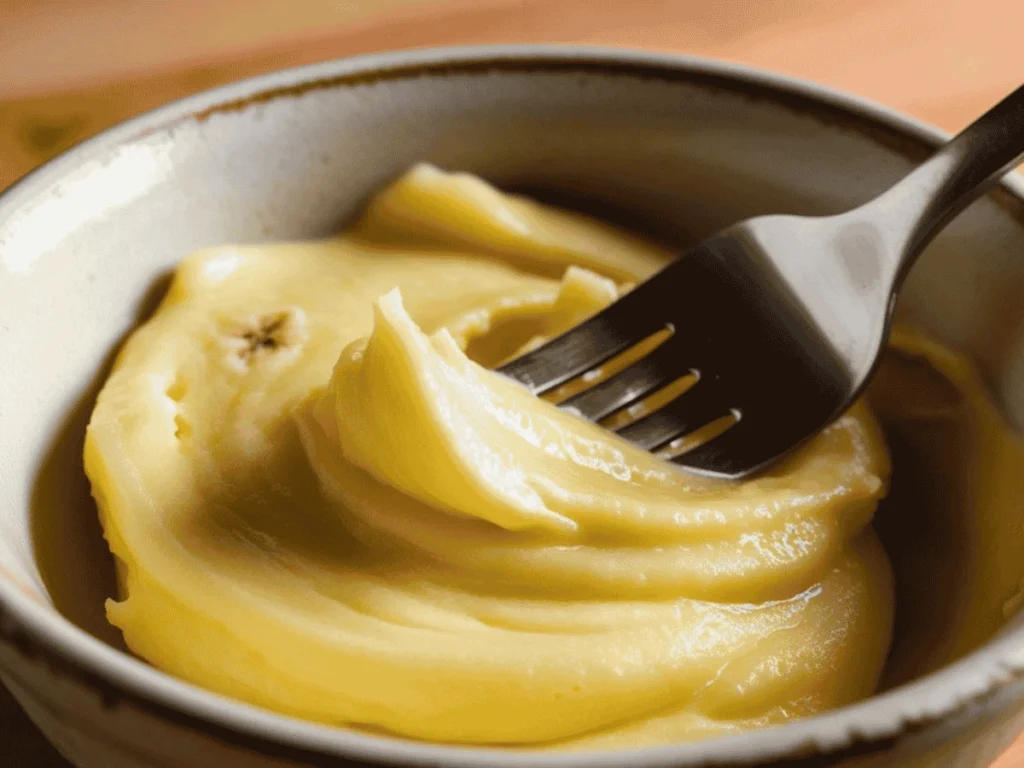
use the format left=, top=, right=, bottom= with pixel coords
left=498, top=84, right=1024, bottom=479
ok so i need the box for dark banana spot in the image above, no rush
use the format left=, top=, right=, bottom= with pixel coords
left=232, top=310, right=305, bottom=364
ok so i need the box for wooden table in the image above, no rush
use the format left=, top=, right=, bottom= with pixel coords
left=1, top=1, right=1021, bottom=765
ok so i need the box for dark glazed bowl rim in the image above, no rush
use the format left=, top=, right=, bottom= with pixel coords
left=2, top=44, right=1024, bottom=768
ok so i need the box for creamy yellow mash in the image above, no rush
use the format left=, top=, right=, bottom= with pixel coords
left=85, top=164, right=897, bottom=748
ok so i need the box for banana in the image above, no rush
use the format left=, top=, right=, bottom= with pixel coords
left=85, top=165, right=894, bottom=748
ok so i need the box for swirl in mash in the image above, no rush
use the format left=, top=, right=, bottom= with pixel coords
left=85, top=164, right=894, bottom=748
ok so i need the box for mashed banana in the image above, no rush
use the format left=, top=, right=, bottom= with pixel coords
left=85, top=164, right=895, bottom=748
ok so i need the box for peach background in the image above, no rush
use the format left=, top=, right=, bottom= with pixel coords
left=0, top=1, right=1021, bottom=765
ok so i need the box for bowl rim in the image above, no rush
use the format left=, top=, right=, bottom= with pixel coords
left=2, top=43, right=1024, bottom=768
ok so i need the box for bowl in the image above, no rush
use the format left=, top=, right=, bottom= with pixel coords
left=2, top=45, right=1024, bottom=768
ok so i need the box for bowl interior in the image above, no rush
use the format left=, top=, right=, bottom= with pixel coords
left=2, top=51, right=1024, bottom=742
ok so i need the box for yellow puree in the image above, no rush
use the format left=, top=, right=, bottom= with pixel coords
left=85, top=164, right=897, bottom=748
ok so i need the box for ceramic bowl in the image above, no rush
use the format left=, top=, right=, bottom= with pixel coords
left=2, top=45, right=1024, bottom=768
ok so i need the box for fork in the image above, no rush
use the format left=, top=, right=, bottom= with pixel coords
left=498, top=84, right=1024, bottom=479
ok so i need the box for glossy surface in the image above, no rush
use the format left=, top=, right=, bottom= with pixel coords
left=3, top=46, right=1024, bottom=768
left=85, top=165, right=895, bottom=747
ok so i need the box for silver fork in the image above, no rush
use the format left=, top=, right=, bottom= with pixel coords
left=498, top=84, right=1024, bottom=479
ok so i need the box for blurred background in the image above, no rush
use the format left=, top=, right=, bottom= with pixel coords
left=1, top=0, right=1022, bottom=765
left=2, top=0, right=1022, bottom=191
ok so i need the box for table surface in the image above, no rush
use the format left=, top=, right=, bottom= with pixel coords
left=1, top=1, right=1021, bottom=765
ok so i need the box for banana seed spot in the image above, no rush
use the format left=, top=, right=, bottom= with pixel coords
left=228, top=309, right=307, bottom=366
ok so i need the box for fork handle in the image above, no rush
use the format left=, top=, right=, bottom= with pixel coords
left=870, top=83, right=1024, bottom=283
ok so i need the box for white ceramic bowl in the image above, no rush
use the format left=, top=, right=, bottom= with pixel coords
left=2, top=45, right=1024, bottom=768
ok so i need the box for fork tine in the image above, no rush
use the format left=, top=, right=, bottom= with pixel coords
left=497, top=292, right=664, bottom=395
left=615, top=378, right=730, bottom=450
left=559, top=335, right=693, bottom=421
left=671, top=416, right=762, bottom=477
left=498, top=257, right=709, bottom=393
left=497, top=315, right=634, bottom=394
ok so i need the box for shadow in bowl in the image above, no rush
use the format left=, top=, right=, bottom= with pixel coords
left=868, top=343, right=1024, bottom=691
left=30, top=272, right=174, bottom=653
left=26, top=189, right=1024, bottom=724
